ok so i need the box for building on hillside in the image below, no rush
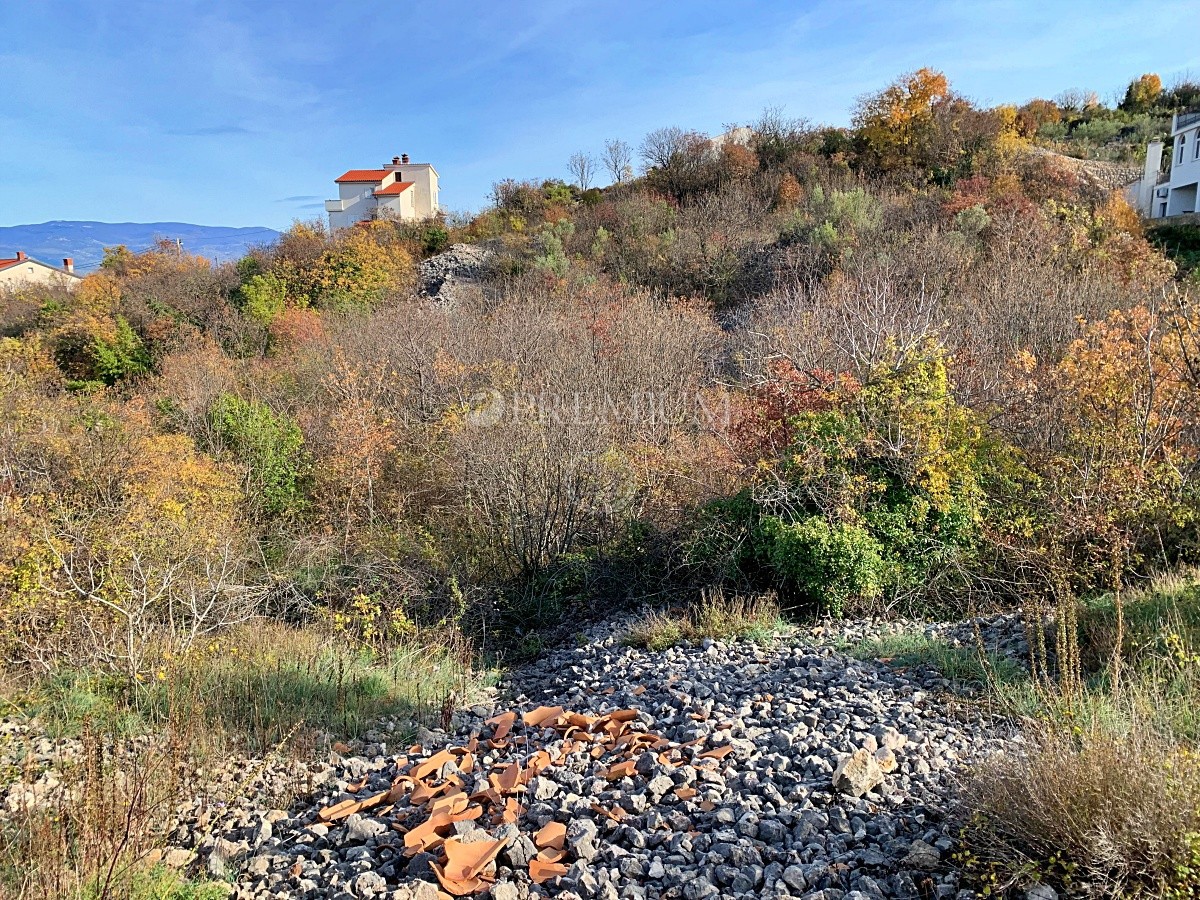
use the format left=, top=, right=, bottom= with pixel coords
left=325, top=154, right=440, bottom=230
left=0, top=252, right=81, bottom=291
left=1137, top=108, right=1200, bottom=218
left=708, top=125, right=754, bottom=151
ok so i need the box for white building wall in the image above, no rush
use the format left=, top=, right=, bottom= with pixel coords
left=1167, top=183, right=1198, bottom=216
left=382, top=163, right=439, bottom=218
left=1147, top=115, right=1200, bottom=218
left=378, top=191, right=416, bottom=219
left=0, top=261, right=80, bottom=292
left=1168, top=127, right=1200, bottom=187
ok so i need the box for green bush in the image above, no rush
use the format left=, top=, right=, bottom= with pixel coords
left=1149, top=222, right=1200, bottom=276
left=422, top=224, right=451, bottom=255
left=532, top=220, right=574, bottom=276
left=61, top=315, right=153, bottom=387
left=756, top=516, right=885, bottom=615
left=210, top=393, right=307, bottom=518
left=780, top=185, right=882, bottom=257
left=691, top=346, right=992, bottom=616
left=237, top=271, right=289, bottom=324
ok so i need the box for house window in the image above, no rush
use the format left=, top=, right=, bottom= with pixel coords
left=1194, top=131, right=1200, bottom=160
left=1160, top=202, right=1168, bottom=216
left=1181, top=134, right=1187, bottom=165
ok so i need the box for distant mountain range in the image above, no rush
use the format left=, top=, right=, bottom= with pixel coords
left=0, top=221, right=282, bottom=273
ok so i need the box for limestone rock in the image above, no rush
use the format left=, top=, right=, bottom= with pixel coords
left=832, top=747, right=886, bottom=797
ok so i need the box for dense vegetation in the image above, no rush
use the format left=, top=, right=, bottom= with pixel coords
left=3, top=67, right=1200, bottom=898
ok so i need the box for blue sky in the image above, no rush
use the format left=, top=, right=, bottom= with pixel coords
left=3, top=0, right=1199, bottom=229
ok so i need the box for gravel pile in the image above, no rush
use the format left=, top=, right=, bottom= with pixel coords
left=418, top=243, right=496, bottom=305
left=190, top=616, right=1028, bottom=900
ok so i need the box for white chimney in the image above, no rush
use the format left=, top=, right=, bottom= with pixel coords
left=1142, top=140, right=1164, bottom=215
left=63, top=257, right=74, bottom=274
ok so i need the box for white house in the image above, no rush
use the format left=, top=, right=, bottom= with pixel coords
left=325, top=154, right=440, bottom=230
left=1140, top=108, right=1200, bottom=218
left=0, top=252, right=81, bottom=292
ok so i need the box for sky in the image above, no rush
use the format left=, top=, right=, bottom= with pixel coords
left=3, top=0, right=1200, bottom=230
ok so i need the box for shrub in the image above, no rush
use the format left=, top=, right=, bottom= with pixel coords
left=1149, top=222, right=1200, bottom=277
left=237, top=271, right=289, bottom=324
left=209, top=393, right=307, bottom=519
left=422, top=224, right=451, bottom=255
left=756, top=516, right=886, bottom=616
left=695, top=344, right=991, bottom=615
left=0, top=381, right=258, bottom=675
left=52, top=314, right=153, bottom=387
left=961, top=725, right=1200, bottom=898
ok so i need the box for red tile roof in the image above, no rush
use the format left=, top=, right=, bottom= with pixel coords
left=0, top=259, right=23, bottom=271
left=374, top=181, right=414, bottom=197
left=335, top=169, right=391, bottom=183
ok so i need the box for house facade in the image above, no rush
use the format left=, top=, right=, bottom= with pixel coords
left=325, top=154, right=439, bottom=230
left=0, top=252, right=81, bottom=291
left=1141, top=109, right=1200, bottom=218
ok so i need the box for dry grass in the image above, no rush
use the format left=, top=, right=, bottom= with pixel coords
left=960, top=723, right=1200, bottom=898
left=624, top=590, right=788, bottom=651
left=961, top=571, right=1200, bottom=898
left=0, top=721, right=225, bottom=900
left=0, top=619, right=481, bottom=900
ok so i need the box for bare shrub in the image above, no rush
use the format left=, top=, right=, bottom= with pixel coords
left=437, top=278, right=725, bottom=583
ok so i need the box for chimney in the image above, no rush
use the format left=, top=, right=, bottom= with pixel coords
left=15, top=251, right=26, bottom=261
left=401, top=153, right=410, bottom=164
left=63, top=258, right=74, bottom=274
left=392, top=156, right=401, bottom=165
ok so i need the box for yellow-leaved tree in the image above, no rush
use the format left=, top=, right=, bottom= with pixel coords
left=852, top=67, right=951, bottom=173
left=0, top=360, right=261, bottom=676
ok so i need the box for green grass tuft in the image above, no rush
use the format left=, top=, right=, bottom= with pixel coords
left=847, top=630, right=1025, bottom=686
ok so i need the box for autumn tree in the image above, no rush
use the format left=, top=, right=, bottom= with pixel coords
left=1120, top=73, right=1163, bottom=113
left=246, top=220, right=413, bottom=313
left=852, top=67, right=951, bottom=174
left=1015, top=99, right=1062, bottom=137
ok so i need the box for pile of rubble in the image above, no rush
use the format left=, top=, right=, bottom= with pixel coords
left=306, top=705, right=742, bottom=897
left=187, top=617, right=1023, bottom=899
left=418, top=243, right=495, bottom=306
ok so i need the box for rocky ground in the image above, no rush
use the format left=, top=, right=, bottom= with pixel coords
left=152, top=615, right=1033, bottom=900
left=418, top=243, right=496, bottom=306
